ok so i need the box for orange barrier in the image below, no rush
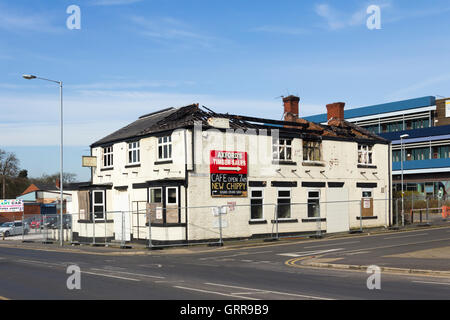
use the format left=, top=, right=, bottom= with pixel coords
left=442, top=206, right=449, bottom=219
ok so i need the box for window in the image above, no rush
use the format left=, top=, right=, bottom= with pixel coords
left=358, top=144, right=373, bottom=164
left=92, top=190, right=105, bottom=220
left=303, top=140, right=321, bottom=161
left=307, top=190, right=320, bottom=218
left=166, top=187, right=178, bottom=205
left=103, top=146, right=113, bottom=168
left=277, top=189, right=291, bottom=219
left=362, top=190, right=372, bottom=198
left=158, top=135, right=172, bottom=160
left=149, top=188, right=162, bottom=203
left=411, top=147, right=430, bottom=161
left=250, top=189, right=264, bottom=220
left=128, top=141, right=140, bottom=164
left=273, top=138, right=292, bottom=161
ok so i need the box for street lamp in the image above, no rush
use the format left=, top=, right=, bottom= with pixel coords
left=23, top=74, right=64, bottom=246
left=400, top=133, right=409, bottom=227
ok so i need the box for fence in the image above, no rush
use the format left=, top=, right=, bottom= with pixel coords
left=2, top=197, right=445, bottom=248
left=392, top=196, right=450, bottom=227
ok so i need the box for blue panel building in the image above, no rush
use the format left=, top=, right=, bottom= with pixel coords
left=304, top=96, right=450, bottom=199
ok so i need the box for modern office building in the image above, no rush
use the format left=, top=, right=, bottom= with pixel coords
left=304, top=96, right=450, bottom=199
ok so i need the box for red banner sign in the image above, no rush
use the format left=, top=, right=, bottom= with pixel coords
left=210, top=150, right=248, bottom=175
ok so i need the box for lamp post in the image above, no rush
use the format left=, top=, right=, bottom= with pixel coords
left=400, top=133, right=409, bottom=227
left=23, top=74, right=64, bottom=246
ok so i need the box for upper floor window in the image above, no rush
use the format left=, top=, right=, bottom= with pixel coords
left=103, top=146, right=113, bottom=168
left=303, top=140, right=321, bottom=161
left=273, top=138, right=292, bottom=161
left=358, top=144, right=373, bottom=164
left=158, top=136, right=172, bottom=160
left=128, top=141, right=140, bottom=164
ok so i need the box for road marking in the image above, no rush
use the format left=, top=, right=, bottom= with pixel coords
left=412, top=281, right=450, bottom=286
left=90, top=268, right=165, bottom=279
left=199, top=250, right=273, bottom=260
left=383, top=233, right=428, bottom=240
left=18, top=259, right=62, bottom=267
left=304, top=241, right=360, bottom=249
left=278, top=248, right=343, bottom=258
left=204, top=282, right=333, bottom=300
left=173, top=285, right=260, bottom=300
left=82, top=271, right=140, bottom=282
left=241, top=260, right=253, bottom=262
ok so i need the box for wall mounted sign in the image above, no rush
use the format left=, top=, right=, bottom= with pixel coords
left=82, top=156, right=97, bottom=167
left=210, top=150, right=248, bottom=197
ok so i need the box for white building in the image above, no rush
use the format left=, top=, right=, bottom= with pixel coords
left=69, top=96, right=392, bottom=244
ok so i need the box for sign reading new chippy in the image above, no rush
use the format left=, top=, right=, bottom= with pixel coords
left=210, top=150, right=248, bottom=197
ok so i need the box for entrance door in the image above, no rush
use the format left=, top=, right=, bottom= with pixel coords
left=114, top=191, right=131, bottom=241
left=361, top=189, right=374, bottom=217
left=326, top=188, right=350, bottom=233
left=132, top=201, right=147, bottom=240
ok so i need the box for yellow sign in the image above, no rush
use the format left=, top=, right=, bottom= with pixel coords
left=82, top=156, right=97, bottom=167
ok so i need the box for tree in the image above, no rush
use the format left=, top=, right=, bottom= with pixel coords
left=31, top=172, right=78, bottom=185
left=0, top=149, right=19, bottom=199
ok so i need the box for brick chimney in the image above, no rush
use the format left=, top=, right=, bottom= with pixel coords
left=283, top=95, right=300, bottom=122
left=326, top=102, right=345, bottom=122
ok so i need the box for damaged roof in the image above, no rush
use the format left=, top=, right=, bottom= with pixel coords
left=91, top=103, right=388, bottom=147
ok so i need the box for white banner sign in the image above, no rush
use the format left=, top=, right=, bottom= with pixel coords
left=0, top=199, right=24, bottom=212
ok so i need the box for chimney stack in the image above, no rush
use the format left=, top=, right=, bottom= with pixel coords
left=326, top=102, right=345, bottom=122
left=283, top=95, right=300, bottom=122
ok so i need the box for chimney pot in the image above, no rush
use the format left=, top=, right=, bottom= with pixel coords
left=326, top=102, right=345, bottom=121
left=283, top=95, right=300, bottom=122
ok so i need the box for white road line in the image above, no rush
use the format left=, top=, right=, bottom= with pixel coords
left=90, top=268, right=165, bottom=279
left=241, top=260, right=253, bottom=262
left=412, top=281, right=450, bottom=286
left=18, top=259, right=63, bottom=267
left=204, top=282, right=333, bottom=300
left=199, top=250, right=273, bottom=261
left=383, top=233, right=428, bottom=240
left=278, top=248, right=343, bottom=258
left=82, top=271, right=141, bottom=282
left=304, top=241, right=360, bottom=249
left=173, top=285, right=260, bottom=300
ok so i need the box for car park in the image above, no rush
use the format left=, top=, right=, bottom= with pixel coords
left=0, top=221, right=29, bottom=237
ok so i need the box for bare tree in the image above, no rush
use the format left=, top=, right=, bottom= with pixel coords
left=0, top=149, right=19, bottom=199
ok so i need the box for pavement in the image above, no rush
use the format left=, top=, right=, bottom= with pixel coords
left=0, top=225, right=448, bottom=299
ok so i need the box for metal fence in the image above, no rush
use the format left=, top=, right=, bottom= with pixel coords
left=392, top=196, right=450, bottom=227
left=3, top=197, right=445, bottom=248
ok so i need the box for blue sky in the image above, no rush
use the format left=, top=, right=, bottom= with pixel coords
left=1, top=0, right=450, bottom=181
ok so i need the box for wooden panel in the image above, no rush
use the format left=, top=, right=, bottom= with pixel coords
left=361, top=198, right=374, bottom=217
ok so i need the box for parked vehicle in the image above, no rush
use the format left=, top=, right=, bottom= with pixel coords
left=30, top=220, right=41, bottom=229
left=0, top=221, right=29, bottom=237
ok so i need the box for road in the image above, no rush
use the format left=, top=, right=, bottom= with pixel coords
left=0, top=226, right=449, bottom=300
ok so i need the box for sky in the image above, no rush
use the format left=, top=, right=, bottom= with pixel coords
left=1, top=0, right=450, bottom=181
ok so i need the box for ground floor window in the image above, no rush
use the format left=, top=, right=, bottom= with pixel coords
left=250, top=189, right=264, bottom=220
left=166, top=187, right=178, bottom=205
left=92, top=190, right=105, bottom=220
left=307, top=190, right=320, bottom=218
left=149, top=188, right=162, bottom=203
left=277, top=189, right=291, bottom=219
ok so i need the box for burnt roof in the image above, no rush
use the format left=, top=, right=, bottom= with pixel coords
left=91, top=103, right=388, bottom=148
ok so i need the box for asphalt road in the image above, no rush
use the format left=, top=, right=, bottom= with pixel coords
left=0, top=226, right=449, bottom=300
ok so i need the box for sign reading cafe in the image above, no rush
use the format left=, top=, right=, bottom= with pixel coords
left=210, top=150, right=248, bottom=197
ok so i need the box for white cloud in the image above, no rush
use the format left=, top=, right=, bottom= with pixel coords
left=251, top=25, right=309, bottom=36
left=129, top=16, right=218, bottom=48
left=0, top=5, right=61, bottom=33
left=387, top=74, right=450, bottom=100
